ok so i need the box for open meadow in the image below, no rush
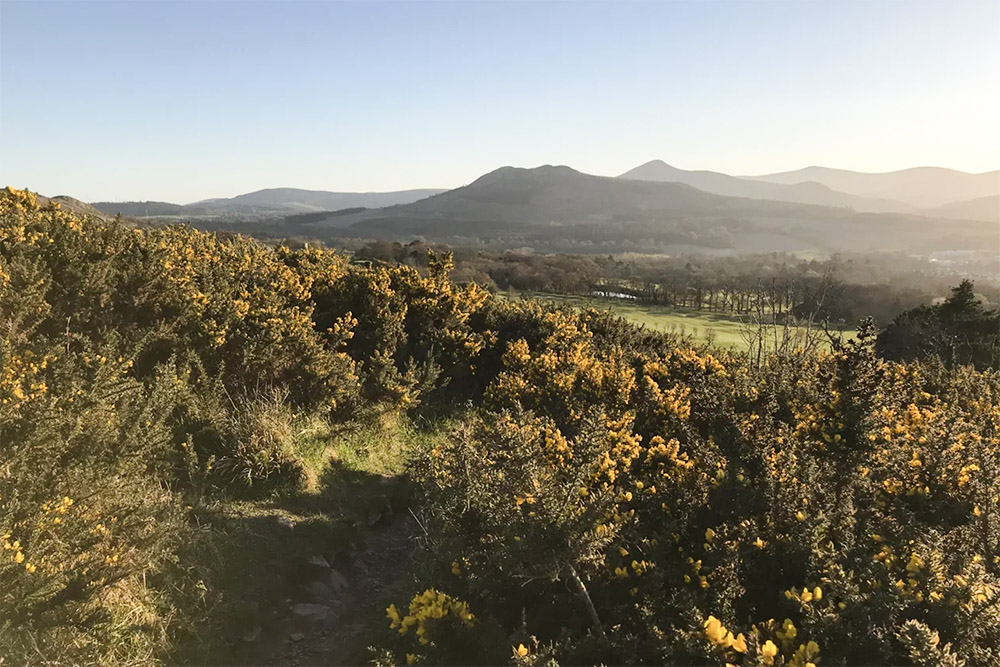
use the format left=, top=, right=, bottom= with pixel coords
left=510, top=292, right=856, bottom=350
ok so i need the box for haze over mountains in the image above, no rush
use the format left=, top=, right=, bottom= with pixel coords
left=92, top=187, right=446, bottom=218
left=925, top=195, right=1000, bottom=224
left=19, top=160, right=998, bottom=256
left=620, top=160, right=999, bottom=221
left=274, top=165, right=997, bottom=255
left=90, top=161, right=997, bottom=224
left=619, top=160, right=913, bottom=213
left=745, top=165, right=999, bottom=209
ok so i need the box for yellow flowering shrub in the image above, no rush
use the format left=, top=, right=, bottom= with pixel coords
left=393, top=317, right=1000, bottom=664
left=383, top=589, right=481, bottom=663
left=4, top=187, right=1000, bottom=665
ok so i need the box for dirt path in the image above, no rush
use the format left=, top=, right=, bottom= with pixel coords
left=232, top=514, right=419, bottom=666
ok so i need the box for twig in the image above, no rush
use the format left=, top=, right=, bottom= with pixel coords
left=407, top=507, right=429, bottom=538
left=566, top=564, right=607, bottom=642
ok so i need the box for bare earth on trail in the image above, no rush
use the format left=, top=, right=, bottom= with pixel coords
left=232, top=514, right=419, bottom=666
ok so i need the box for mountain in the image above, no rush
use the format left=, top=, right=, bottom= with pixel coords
left=93, top=188, right=447, bottom=219
left=745, top=166, right=1000, bottom=209
left=619, top=160, right=912, bottom=213
left=295, top=165, right=997, bottom=255
left=188, top=187, right=446, bottom=212
left=922, top=195, right=1000, bottom=224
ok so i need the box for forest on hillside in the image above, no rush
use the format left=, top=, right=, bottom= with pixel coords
left=2, top=187, right=999, bottom=665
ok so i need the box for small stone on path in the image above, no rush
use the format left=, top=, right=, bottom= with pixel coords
left=290, top=602, right=332, bottom=621
left=307, top=555, right=330, bottom=568
left=329, top=568, right=349, bottom=592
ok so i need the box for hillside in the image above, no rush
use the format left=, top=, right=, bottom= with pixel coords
left=37, top=194, right=115, bottom=220
left=188, top=187, right=446, bottom=212
left=297, top=165, right=997, bottom=255
left=746, top=165, right=1000, bottom=208
left=618, top=160, right=912, bottom=213
left=92, top=188, right=446, bottom=219
left=922, top=194, right=1000, bottom=223
left=91, top=201, right=196, bottom=217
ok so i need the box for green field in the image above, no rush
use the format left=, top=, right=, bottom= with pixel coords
left=510, top=292, right=854, bottom=350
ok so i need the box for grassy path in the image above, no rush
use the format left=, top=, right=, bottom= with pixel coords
left=188, top=414, right=437, bottom=665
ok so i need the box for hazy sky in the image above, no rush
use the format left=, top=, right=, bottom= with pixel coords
left=1, top=0, right=998, bottom=203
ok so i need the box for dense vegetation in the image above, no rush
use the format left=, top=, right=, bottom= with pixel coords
left=2, top=187, right=999, bottom=665
left=877, top=280, right=1000, bottom=370
left=353, top=239, right=998, bottom=329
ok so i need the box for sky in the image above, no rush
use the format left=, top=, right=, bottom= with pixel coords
left=1, top=0, right=998, bottom=203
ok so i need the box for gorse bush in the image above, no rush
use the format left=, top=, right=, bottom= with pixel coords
left=2, top=193, right=432, bottom=663
left=400, top=322, right=1000, bottom=665
left=2, top=187, right=998, bottom=665
left=0, top=188, right=527, bottom=661
left=0, top=337, right=189, bottom=662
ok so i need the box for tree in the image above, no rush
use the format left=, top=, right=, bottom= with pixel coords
left=876, top=280, right=1000, bottom=370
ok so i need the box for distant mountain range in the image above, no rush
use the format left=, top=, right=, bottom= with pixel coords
left=88, top=163, right=997, bottom=225
left=292, top=165, right=997, bottom=255
left=619, top=160, right=913, bottom=213
left=13, top=160, right=997, bottom=255
left=620, top=160, right=999, bottom=218
left=922, top=195, right=1000, bottom=224
left=743, top=165, right=999, bottom=210
left=92, top=187, right=446, bottom=218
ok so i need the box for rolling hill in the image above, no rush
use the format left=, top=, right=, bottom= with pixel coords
left=91, top=201, right=198, bottom=217
left=38, top=195, right=115, bottom=220
left=922, top=195, right=1000, bottom=223
left=618, top=160, right=912, bottom=213
left=93, top=187, right=446, bottom=218
left=187, top=187, right=446, bottom=212
left=745, top=166, right=999, bottom=209
left=296, top=165, right=997, bottom=255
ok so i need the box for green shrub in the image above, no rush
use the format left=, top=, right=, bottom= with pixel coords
left=392, top=320, right=1000, bottom=665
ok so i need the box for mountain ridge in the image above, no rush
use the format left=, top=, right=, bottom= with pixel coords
left=300, top=165, right=997, bottom=255
left=618, top=160, right=914, bottom=213
left=93, top=187, right=447, bottom=217
left=744, top=165, right=999, bottom=208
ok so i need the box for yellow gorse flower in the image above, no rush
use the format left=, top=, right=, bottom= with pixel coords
left=703, top=615, right=746, bottom=653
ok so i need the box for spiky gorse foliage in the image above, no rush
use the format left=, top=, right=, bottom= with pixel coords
left=403, top=316, right=1000, bottom=665
left=0, top=188, right=501, bottom=662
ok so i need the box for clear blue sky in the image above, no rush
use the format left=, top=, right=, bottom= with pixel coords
left=1, top=0, right=997, bottom=203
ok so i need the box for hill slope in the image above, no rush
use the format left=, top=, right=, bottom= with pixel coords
left=190, top=187, right=446, bottom=212
left=307, top=165, right=997, bottom=255
left=745, top=166, right=1000, bottom=208
left=38, top=194, right=115, bottom=220
left=93, top=188, right=447, bottom=218
left=619, top=160, right=912, bottom=213
left=921, top=195, right=1000, bottom=224
left=92, top=201, right=194, bottom=217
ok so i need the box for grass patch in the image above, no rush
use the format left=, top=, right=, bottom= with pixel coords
left=170, top=411, right=454, bottom=662
left=510, top=291, right=855, bottom=350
